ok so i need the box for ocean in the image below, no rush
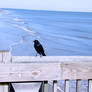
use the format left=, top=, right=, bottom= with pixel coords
left=0, top=8, right=92, bottom=56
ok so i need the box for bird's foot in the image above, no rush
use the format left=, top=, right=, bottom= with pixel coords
left=40, top=55, right=42, bottom=57
left=35, top=54, right=38, bottom=57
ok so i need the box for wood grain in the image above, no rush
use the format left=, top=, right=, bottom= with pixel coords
left=0, top=62, right=92, bottom=82
left=0, top=63, right=60, bottom=82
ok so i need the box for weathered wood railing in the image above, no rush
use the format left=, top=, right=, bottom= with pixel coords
left=0, top=51, right=92, bottom=92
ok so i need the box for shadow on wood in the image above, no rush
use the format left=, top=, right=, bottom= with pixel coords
left=9, top=83, right=15, bottom=92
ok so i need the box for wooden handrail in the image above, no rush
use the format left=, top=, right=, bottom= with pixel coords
left=0, top=51, right=92, bottom=92
left=0, top=51, right=92, bottom=82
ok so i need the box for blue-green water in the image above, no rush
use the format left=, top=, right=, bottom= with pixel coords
left=0, top=8, right=92, bottom=56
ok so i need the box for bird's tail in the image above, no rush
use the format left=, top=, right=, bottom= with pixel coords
left=42, top=52, right=46, bottom=56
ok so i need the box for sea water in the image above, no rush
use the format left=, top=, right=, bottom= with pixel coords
left=0, top=8, right=91, bottom=92
left=0, top=8, right=92, bottom=56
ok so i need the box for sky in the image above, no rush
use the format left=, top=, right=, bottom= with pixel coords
left=0, top=0, right=92, bottom=12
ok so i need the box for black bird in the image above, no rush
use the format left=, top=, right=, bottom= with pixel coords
left=33, top=40, right=46, bottom=56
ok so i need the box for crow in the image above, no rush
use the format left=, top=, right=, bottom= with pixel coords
left=33, top=40, right=46, bottom=56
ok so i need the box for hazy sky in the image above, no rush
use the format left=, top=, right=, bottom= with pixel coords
left=0, top=0, right=92, bottom=12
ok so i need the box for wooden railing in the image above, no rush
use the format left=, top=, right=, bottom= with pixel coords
left=0, top=51, right=92, bottom=92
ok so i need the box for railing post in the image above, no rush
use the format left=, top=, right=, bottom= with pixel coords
left=0, top=51, right=12, bottom=92
left=44, top=82, right=48, bottom=92
left=65, top=80, right=69, bottom=92
left=89, top=80, right=92, bottom=92
left=77, top=80, right=81, bottom=92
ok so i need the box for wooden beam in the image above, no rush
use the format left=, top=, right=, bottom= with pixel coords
left=61, top=62, right=92, bottom=79
left=65, top=80, right=69, bottom=92
left=77, top=80, right=81, bottom=92
left=2, top=51, right=11, bottom=63
left=89, top=80, right=92, bottom=92
left=0, top=63, right=60, bottom=82
left=12, top=56, right=92, bottom=63
left=0, top=61, right=92, bottom=82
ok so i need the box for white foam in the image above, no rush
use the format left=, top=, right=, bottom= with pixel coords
left=13, top=17, right=21, bottom=22
left=8, top=23, right=41, bottom=53
left=13, top=17, right=25, bottom=24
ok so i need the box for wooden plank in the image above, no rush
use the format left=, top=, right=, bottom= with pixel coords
left=57, top=80, right=65, bottom=92
left=54, top=81, right=57, bottom=92
left=61, top=62, right=92, bottom=79
left=65, top=80, right=69, bottom=92
left=89, top=80, right=92, bottom=92
left=0, top=51, right=10, bottom=92
left=0, top=63, right=60, bottom=82
left=44, top=82, right=48, bottom=92
left=0, top=62, right=92, bottom=82
left=0, top=84, right=9, bottom=92
left=3, top=84, right=9, bottom=92
left=77, top=80, right=81, bottom=92
left=12, top=56, right=92, bottom=63
left=0, top=84, right=3, bottom=91
left=0, top=52, right=3, bottom=63
left=2, top=51, right=11, bottom=63
left=0, top=50, right=10, bottom=63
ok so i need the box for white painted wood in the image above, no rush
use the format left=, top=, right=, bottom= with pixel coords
left=2, top=51, right=11, bottom=63
left=0, top=63, right=60, bottom=82
left=0, top=62, right=92, bottom=82
left=65, top=80, right=69, bottom=92
left=12, top=56, right=92, bottom=63
left=44, top=82, right=48, bottom=92
left=61, top=62, right=92, bottom=79
left=0, top=84, right=4, bottom=91
left=77, top=80, right=81, bottom=92
left=0, top=52, right=3, bottom=63
left=3, top=84, right=9, bottom=92
left=89, top=80, right=92, bottom=92
left=0, top=51, right=10, bottom=92
left=0, top=84, right=9, bottom=92
left=0, top=51, right=92, bottom=92
left=54, top=81, right=57, bottom=92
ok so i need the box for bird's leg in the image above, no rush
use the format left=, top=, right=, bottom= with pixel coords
left=35, top=53, right=38, bottom=57
left=40, top=54, right=42, bottom=57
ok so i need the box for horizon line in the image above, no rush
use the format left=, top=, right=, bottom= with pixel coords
left=1, top=8, right=92, bottom=13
